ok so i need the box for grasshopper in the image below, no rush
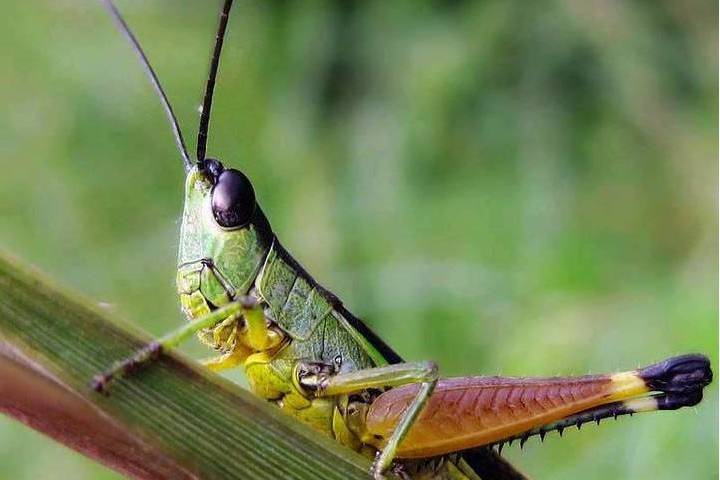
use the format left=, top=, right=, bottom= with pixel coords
left=93, top=1, right=712, bottom=479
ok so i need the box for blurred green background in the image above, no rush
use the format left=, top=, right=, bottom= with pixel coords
left=0, top=1, right=717, bottom=478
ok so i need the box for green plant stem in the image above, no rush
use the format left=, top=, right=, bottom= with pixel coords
left=0, top=251, right=373, bottom=480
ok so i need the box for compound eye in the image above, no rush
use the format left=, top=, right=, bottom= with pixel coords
left=211, top=169, right=256, bottom=228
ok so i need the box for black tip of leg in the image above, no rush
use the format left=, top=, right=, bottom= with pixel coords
left=639, top=354, right=712, bottom=394
left=656, top=389, right=705, bottom=410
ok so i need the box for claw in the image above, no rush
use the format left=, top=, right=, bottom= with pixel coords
left=90, top=341, right=162, bottom=394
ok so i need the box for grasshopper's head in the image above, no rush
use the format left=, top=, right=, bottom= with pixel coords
left=105, top=0, right=269, bottom=306
left=178, top=158, right=273, bottom=296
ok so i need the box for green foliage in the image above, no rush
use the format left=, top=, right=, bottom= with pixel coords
left=0, top=1, right=716, bottom=478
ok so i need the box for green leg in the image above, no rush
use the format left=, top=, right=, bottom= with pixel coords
left=240, top=296, right=274, bottom=351
left=201, top=349, right=248, bottom=373
left=202, top=297, right=278, bottom=372
left=212, top=314, right=240, bottom=347
left=299, top=360, right=439, bottom=479
left=91, top=301, right=243, bottom=393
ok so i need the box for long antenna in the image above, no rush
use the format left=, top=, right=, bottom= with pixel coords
left=101, top=0, right=192, bottom=171
left=196, top=0, right=234, bottom=164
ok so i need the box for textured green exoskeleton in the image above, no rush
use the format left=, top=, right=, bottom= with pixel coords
left=94, top=2, right=712, bottom=479
left=173, top=163, right=452, bottom=477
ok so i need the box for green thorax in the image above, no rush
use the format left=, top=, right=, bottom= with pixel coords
left=256, top=242, right=391, bottom=374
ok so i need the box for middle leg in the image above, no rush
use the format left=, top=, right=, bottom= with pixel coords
left=298, top=360, right=439, bottom=479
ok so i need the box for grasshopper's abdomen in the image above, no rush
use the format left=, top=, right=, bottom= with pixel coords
left=365, top=372, right=650, bottom=458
